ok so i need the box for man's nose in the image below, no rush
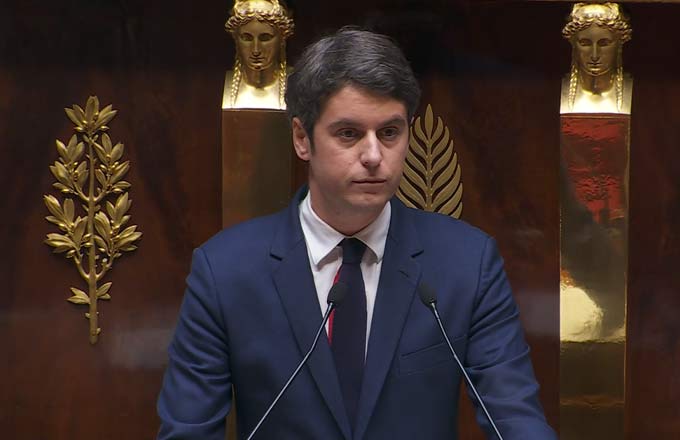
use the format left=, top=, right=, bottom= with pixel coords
left=253, top=39, right=261, bottom=55
left=361, top=133, right=383, bottom=168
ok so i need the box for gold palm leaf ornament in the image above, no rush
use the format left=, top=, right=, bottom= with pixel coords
left=44, top=96, right=141, bottom=345
left=398, top=104, right=463, bottom=218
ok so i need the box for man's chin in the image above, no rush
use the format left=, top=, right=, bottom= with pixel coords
left=347, top=192, right=391, bottom=210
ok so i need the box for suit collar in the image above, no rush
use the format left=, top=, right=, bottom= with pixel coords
left=270, top=186, right=307, bottom=260
left=353, top=198, right=423, bottom=440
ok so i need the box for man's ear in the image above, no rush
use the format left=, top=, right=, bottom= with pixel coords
left=292, top=117, right=312, bottom=161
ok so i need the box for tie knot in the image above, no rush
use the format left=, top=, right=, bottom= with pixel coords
left=341, top=238, right=366, bottom=264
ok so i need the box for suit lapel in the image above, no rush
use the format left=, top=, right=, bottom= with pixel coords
left=271, top=189, right=352, bottom=440
left=353, top=200, right=423, bottom=440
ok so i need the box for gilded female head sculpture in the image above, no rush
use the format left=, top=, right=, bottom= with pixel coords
left=562, top=3, right=632, bottom=113
left=223, top=0, right=294, bottom=109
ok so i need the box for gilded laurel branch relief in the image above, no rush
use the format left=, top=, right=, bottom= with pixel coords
left=44, top=96, right=142, bottom=345
left=398, top=104, right=463, bottom=219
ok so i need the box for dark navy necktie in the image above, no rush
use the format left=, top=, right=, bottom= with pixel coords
left=331, top=237, right=367, bottom=428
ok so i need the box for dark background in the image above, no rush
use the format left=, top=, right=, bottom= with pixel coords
left=1, top=0, right=679, bottom=438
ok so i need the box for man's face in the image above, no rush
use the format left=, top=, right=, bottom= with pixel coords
left=292, top=85, right=410, bottom=231
left=236, top=19, right=280, bottom=73
left=574, top=24, right=619, bottom=77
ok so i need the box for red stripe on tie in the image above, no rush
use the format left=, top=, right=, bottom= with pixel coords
left=328, top=309, right=335, bottom=344
left=328, top=266, right=342, bottom=344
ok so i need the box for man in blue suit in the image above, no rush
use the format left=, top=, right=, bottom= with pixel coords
left=157, top=28, right=557, bottom=439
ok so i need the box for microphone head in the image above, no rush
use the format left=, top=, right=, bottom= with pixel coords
left=327, top=282, right=348, bottom=306
left=417, top=283, right=437, bottom=307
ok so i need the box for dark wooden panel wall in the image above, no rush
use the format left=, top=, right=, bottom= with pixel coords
left=626, top=5, right=680, bottom=438
left=0, top=2, right=226, bottom=439
left=1, top=1, right=679, bottom=439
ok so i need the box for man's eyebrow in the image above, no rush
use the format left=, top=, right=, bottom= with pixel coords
left=327, top=119, right=359, bottom=131
left=381, top=117, right=408, bottom=127
left=327, top=116, right=408, bottom=131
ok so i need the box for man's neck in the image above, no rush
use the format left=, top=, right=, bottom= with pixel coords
left=316, top=210, right=382, bottom=237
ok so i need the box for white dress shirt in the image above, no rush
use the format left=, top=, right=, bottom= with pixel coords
left=299, top=191, right=391, bottom=353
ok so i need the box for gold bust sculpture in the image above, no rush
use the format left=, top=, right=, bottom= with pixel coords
left=223, top=0, right=294, bottom=109
left=561, top=3, right=632, bottom=114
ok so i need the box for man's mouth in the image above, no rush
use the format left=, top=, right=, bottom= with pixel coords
left=354, top=179, right=387, bottom=184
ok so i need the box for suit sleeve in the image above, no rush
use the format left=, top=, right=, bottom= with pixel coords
left=157, top=248, right=232, bottom=440
left=465, top=237, right=557, bottom=439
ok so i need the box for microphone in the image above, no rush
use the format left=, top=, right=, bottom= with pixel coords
left=417, top=284, right=505, bottom=440
left=245, top=282, right=348, bottom=440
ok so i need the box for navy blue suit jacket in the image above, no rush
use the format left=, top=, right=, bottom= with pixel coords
left=158, top=188, right=556, bottom=439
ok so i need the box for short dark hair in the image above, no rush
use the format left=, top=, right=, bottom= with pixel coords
left=285, top=27, right=421, bottom=138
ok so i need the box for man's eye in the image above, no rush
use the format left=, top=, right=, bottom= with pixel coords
left=337, top=129, right=357, bottom=139
left=578, top=39, right=592, bottom=46
left=598, top=39, right=613, bottom=46
left=380, top=127, right=400, bottom=139
left=240, top=33, right=254, bottom=42
left=260, top=33, right=274, bottom=42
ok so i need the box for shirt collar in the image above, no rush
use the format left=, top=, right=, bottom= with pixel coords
left=299, top=190, right=391, bottom=267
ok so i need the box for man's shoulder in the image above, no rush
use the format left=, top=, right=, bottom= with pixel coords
left=401, top=204, right=491, bottom=246
left=199, top=209, right=288, bottom=259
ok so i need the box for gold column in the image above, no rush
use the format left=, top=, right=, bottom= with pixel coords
left=559, top=4, right=632, bottom=438
left=221, top=109, right=293, bottom=228
left=560, top=115, right=629, bottom=439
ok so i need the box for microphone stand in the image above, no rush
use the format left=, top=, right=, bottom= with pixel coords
left=245, top=283, right=346, bottom=440
left=424, top=301, right=505, bottom=440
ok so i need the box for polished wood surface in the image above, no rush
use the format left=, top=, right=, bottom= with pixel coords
left=627, top=5, right=680, bottom=439
left=1, top=1, right=679, bottom=439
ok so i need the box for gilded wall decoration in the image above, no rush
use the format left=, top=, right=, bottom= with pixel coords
left=44, top=96, right=141, bottom=345
left=559, top=4, right=632, bottom=438
left=222, top=0, right=294, bottom=109
left=398, top=104, right=463, bottom=218
left=561, top=2, right=632, bottom=114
